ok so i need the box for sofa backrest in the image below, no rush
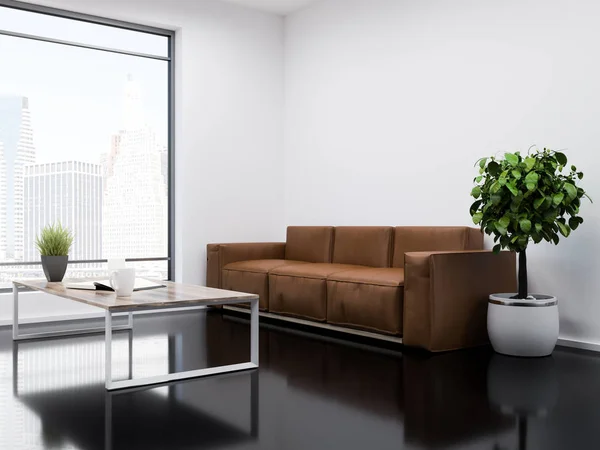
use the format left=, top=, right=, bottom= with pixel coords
left=286, top=226, right=334, bottom=262
left=332, top=226, right=393, bottom=267
left=392, top=226, right=483, bottom=268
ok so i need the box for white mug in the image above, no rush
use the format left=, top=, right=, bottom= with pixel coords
left=110, top=268, right=135, bottom=297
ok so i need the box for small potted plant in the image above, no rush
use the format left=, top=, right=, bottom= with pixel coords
left=36, top=222, right=74, bottom=282
left=470, top=147, right=590, bottom=357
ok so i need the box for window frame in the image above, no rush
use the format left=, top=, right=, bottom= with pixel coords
left=0, top=0, right=176, bottom=283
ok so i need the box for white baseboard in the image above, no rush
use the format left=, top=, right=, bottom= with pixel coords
left=557, top=337, right=600, bottom=353
left=0, top=306, right=206, bottom=328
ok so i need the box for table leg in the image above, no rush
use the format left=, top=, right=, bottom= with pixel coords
left=12, top=283, right=19, bottom=340
left=250, top=298, right=259, bottom=365
left=128, top=328, right=133, bottom=380
left=105, top=311, right=112, bottom=390
left=104, top=299, right=258, bottom=391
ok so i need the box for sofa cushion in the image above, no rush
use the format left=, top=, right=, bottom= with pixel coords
left=222, top=260, right=307, bottom=310
left=223, top=259, right=307, bottom=273
left=270, top=263, right=365, bottom=279
left=269, top=274, right=328, bottom=321
left=327, top=278, right=403, bottom=335
left=285, top=226, right=334, bottom=263
left=328, top=267, right=404, bottom=287
left=332, top=226, right=393, bottom=267
left=269, top=263, right=363, bottom=321
left=392, top=227, right=481, bottom=268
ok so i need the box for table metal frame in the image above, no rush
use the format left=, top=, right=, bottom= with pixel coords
left=12, top=282, right=259, bottom=390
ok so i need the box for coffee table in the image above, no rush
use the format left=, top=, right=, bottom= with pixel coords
left=12, top=279, right=259, bottom=391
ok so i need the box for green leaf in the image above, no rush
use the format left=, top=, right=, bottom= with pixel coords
left=526, top=183, right=536, bottom=191
left=475, top=175, right=483, bottom=183
left=571, top=165, right=577, bottom=172
left=499, top=215, right=511, bottom=228
left=492, top=244, right=502, bottom=254
left=564, top=182, right=577, bottom=200
left=488, top=161, right=500, bottom=177
left=555, top=152, right=568, bottom=166
left=552, top=233, right=560, bottom=245
left=469, top=200, right=482, bottom=215
left=471, top=186, right=481, bottom=198
left=569, top=217, right=580, bottom=230
left=478, top=157, right=488, bottom=169
left=535, top=223, right=543, bottom=232
left=506, top=182, right=519, bottom=196
left=557, top=221, right=571, bottom=237
left=505, top=153, right=519, bottom=166
left=553, top=192, right=565, bottom=206
left=495, top=222, right=508, bottom=235
left=524, top=157, right=536, bottom=172
left=544, top=208, right=559, bottom=221
left=533, top=197, right=545, bottom=210
left=519, top=219, right=532, bottom=233
left=472, top=212, right=483, bottom=224
left=491, top=194, right=502, bottom=205
left=524, top=171, right=539, bottom=184
left=490, top=181, right=501, bottom=194
left=511, top=169, right=522, bottom=179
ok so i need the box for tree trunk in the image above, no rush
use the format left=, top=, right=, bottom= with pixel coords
left=511, top=249, right=528, bottom=299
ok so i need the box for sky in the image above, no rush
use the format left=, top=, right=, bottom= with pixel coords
left=0, top=6, right=169, bottom=164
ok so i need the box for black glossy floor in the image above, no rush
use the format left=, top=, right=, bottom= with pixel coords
left=1, top=310, right=598, bottom=450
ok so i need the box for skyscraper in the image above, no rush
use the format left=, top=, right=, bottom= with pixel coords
left=23, top=161, right=103, bottom=262
left=0, top=96, right=36, bottom=261
left=160, top=145, right=168, bottom=187
left=103, top=76, right=167, bottom=259
left=0, top=140, right=6, bottom=261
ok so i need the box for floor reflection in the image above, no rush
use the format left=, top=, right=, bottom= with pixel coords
left=1, top=309, right=600, bottom=449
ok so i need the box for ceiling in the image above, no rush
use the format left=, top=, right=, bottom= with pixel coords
left=218, top=0, right=321, bottom=15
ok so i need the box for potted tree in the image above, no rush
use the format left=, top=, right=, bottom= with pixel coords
left=36, top=222, right=74, bottom=282
left=470, top=148, right=589, bottom=357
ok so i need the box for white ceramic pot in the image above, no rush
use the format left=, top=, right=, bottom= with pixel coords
left=488, top=293, right=559, bottom=357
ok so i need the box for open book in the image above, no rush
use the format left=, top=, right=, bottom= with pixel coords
left=65, top=278, right=165, bottom=292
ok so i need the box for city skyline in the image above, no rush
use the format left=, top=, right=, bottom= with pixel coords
left=0, top=96, right=36, bottom=261
left=24, top=161, right=103, bottom=263
left=0, top=75, right=168, bottom=270
left=103, top=76, right=168, bottom=260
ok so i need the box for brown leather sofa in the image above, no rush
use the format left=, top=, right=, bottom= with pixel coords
left=207, top=226, right=516, bottom=352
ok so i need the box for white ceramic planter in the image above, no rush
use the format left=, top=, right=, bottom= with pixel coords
left=488, top=293, right=559, bottom=357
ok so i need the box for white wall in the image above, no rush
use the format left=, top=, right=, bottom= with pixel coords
left=0, top=0, right=285, bottom=323
left=284, top=0, right=600, bottom=345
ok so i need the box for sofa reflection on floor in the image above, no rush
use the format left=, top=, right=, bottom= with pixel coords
left=206, top=313, right=512, bottom=448
left=207, top=226, right=516, bottom=352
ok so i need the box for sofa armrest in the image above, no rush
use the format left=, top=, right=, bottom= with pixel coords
left=206, top=242, right=286, bottom=288
left=403, top=250, right=516, bottom=352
